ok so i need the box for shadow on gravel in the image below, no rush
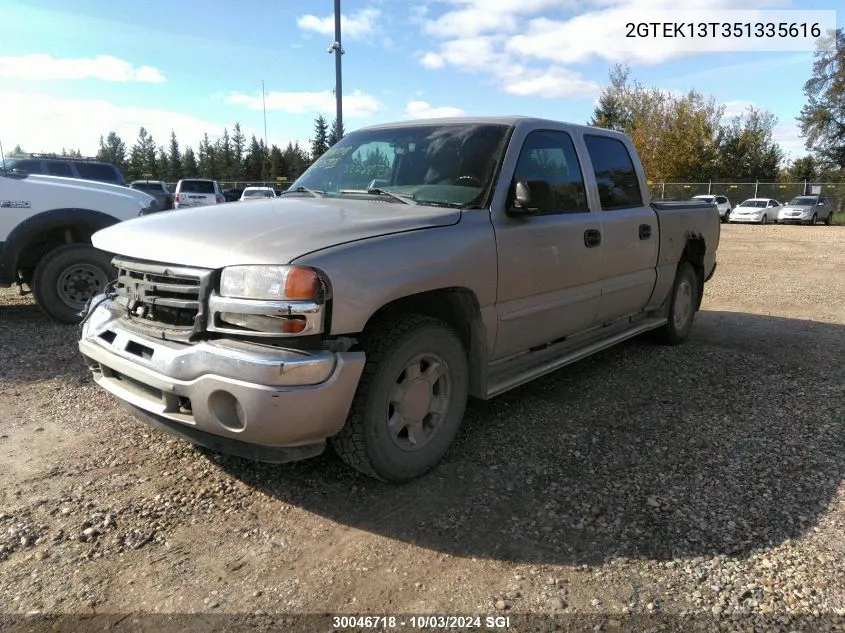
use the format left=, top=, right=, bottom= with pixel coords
left=0, top=300, right=87, bottom=383
left=168, top=311, right=845, bottom=565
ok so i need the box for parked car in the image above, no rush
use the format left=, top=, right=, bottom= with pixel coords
left=0, top=170, right=155, bottom=322
left=778, top=195, right=835, bottom=225
left=692, top=194, right=732, bottom=223
left=222, top=188, right=243, bottom=203
left=78, top=116, right=720, bottom=482
left=728, top=198, right=782, bottom=224
left=173, top=178, right=223, bottom=209
left=239, top=186, right=277, bottom=201
left=129, top=180, right=173, bottom=211
left=5, top=154, right=126, bottom=186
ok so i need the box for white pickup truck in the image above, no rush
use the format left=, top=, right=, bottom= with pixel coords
left=0, top=170, right=157, bottom=322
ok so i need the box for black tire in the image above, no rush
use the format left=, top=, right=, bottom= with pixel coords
left=825, top=212, right=834, bottom=226
left=810, top=213, right=818, bottom=226
left=331, top=315, right=469, bottom=482
left=761, top=214, right=768, bottom=224
left=658, top=262, right=699, bottom=346
left=32, top=244, right=116, bottom=324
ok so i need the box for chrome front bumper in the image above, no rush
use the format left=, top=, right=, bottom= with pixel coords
left=78, top=296, right=366, bottom=456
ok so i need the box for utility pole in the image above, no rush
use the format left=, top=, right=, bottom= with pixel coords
left=328, top=0, right=344, bottom=140
left=262, top=79, right=268, bottom=184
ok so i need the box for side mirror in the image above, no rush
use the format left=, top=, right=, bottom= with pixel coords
left=508, top=180, right=553, bottom=216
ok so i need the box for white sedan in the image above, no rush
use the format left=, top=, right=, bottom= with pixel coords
left=728, top=198, right=782, bottom=224
left=239, top=186, right=277, bottom=201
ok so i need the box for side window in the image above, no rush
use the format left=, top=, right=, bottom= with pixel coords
left=75, top=163, right=119, bottom=182
left=46, top=162, right=73, bottom=177
left=716, top=196, right=727, bottom=204
left=583, top=135, right=643, bottom=210
left=9, top=159, right=43, bottom=174
left=511, top=130, right=589, bottom=214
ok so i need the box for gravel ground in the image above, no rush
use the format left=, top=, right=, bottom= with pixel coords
left=0, top=224, right=844, bottom=632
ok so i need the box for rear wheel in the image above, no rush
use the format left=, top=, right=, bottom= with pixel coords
left=31, top=244, right=115, bottom=323
left=331, top=315, right=469, bottom=482
left=658, top=262, right=699, bottom=346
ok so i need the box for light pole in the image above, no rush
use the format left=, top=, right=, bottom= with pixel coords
left=327, top=0, right=344, bottom=140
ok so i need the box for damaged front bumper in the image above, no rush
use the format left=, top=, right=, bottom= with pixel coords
left=77, top=294, right=365, bottom=463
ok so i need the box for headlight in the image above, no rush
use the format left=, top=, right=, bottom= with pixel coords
left=219, top=265, right=325, bottom=301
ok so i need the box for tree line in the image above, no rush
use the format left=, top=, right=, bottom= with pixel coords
left=590, top=28, right=844, bottom=184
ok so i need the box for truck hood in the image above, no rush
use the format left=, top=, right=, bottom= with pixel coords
left=92, top=197, right=462, bottom=268
left=25, top=174, right=155, bottom=205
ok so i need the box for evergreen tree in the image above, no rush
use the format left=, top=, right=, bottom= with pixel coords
left=129, top=127, right=157, bottom=180
left=243, top=135, right=264, bottom=181
left=797, top=28, right=845, bottom=172
left=328, top=118, right=345, bottom=146
left=96, top=132, right=128, bottom=173
left=232, top=123, right=246, bottom=180
left=218, top=128, right=234, bottom=181
left=182, top=146, right=198, bottom=176
left=311, top=115, right=330, bottom=159
left=197, top=133, right=217, bottom=178
left=167, top=131, right=182, bottom=182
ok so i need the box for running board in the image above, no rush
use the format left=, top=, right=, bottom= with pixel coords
left=485, top=316, right=668, bottom=399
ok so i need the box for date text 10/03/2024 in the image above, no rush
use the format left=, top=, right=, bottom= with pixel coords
left=332, top=615, right=512, bottom=629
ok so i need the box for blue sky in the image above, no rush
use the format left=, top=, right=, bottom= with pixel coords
left=0, top=0, right=840, bottom=160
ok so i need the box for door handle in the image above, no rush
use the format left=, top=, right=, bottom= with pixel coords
left=584, top=229, right=602, bottom=248
left=639, top=224, right=652, bottom=240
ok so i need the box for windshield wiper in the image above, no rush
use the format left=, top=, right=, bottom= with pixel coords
left=339, top=188, right=417, bottom=205
left=279, top=186, right=324, bottom=198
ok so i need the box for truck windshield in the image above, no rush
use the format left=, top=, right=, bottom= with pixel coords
left=289, top=123, right=511, bottom=208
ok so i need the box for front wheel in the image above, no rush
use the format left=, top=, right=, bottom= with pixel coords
left=825, top=212, right=834, bottom=226
left=811, top=213, right=818, bottom=225
left=658, top=262, right=699, bottom=346
left=31, top=244, right=115, bottom=323
left=761, top=214, right=768, bottom=224
left=331, top=315, right=469, bottom=482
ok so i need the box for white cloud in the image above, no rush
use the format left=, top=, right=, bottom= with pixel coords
left=419, top=52, right=445, bottom=69
left=226, top=89, right=382, bottom=118
left=417, top=0, right=811, bottom=98
left=0, top=54, right=165, bottom=83
left=721, top=100, right=756, bottom=119
left=404, top=101, right=466, bottom=118
left=0, top=90, right=277, bottom=157
left=296, top=8, right=381, bottom=40
left=503, top=66, right=602, bottom=99
left=773, top=122, right=806, bottom=158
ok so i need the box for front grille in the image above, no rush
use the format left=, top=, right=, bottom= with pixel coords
left=112, top=257, right=214, bottom=341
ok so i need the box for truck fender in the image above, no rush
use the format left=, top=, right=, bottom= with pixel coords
left=0, top=208, right=122, bottom=283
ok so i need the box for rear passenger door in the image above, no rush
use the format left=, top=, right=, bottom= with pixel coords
left=582, top=134, right=658, bottom=325
left=491, top=128, right=603, bottom=359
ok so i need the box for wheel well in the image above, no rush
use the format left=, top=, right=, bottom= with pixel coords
left=16, top=225, right=95, bottom=284
left=680, top=236, right=706, bottom=309
left=360, top=288, right=488, bottom=398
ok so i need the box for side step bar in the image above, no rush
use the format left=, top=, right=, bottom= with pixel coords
left=485, top=316, right=667, bottom=399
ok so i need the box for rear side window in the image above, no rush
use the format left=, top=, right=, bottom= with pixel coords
left=584, top=135, right=643, bottom=210
left=75, top=162, right=120, bottom=182
left=512, top=130, right=589, bottom=214
left=46, top=161, right=73, bottom=177
left=179, top=180, right=215, bottom=194
left=8, top=159, right=43, bottom=174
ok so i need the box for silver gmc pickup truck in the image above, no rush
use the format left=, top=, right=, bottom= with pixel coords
left=78, top=117, right=719, bottom=482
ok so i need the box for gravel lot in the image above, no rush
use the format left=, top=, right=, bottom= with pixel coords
left=1, top=224, right=844, bottom=632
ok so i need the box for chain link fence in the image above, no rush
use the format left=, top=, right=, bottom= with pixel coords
left=650, top=181, right=845, bottom=215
